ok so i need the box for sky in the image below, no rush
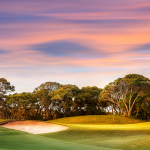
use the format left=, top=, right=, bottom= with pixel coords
left=0, top=0, right=150, bottom=93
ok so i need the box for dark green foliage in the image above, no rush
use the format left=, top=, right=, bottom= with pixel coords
left=86, top=106, right=106, bottom=115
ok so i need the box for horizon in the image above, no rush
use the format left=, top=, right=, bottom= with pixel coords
left=0, top=0, right=150, bottom=93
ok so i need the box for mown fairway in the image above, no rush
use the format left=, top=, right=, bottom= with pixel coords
left=0, top=115, right=150, bottom=150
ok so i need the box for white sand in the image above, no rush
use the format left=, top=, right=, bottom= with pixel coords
left=1, top=121, right=68, bottom=134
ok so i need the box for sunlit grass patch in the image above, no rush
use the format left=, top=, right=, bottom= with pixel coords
left=66, top=122, right=150, bottom=131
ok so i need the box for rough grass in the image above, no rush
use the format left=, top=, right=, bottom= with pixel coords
left=0, top=119, right=7, bottom=123
left=48, top=115, right=144, bottom=125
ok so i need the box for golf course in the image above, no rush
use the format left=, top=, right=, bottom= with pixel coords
left=1, top=0, right=150, bottom=149
left=0, top=115, right=150, bottom=150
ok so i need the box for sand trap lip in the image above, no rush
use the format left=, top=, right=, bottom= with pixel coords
left=1, top=121, right=68, bottom=134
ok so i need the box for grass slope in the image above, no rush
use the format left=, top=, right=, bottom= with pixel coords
left=48, top=115, right=143, bottom=125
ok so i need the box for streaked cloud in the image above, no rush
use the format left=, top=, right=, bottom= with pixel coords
left=0, top=50, right=7, bottom=54
left=0, top=0, right=150, bottom=92
left=129, top=43, right=150, bottom=53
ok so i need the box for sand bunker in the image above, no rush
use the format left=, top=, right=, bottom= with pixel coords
left=1, top=121, right=68, bottom=134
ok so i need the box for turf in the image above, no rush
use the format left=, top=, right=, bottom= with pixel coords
left=0, top=115, right=150, bottom=150
left=48, top=115, right=144, bottom=125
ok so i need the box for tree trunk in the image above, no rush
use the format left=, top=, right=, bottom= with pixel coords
left=135, top=107, right=140, bottom=117
left=128, top=110, right=131, bottom=117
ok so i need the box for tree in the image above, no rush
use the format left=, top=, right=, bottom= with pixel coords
left=0, top=78, right=15, bottom=119
left=6, top=92, right=36, bottom=120
left=100, top=74, right=150, bottom=117
left=0, top=78, right=15, bottom=98
left=35, top=82, right=60, bottom=93
left=33, top=82, right=60, bottom=120
left=49, top=84, right=80, bottom=118
left=74, top=86, right=103, bottom=114
left=132, top=93, right=150, bottom=119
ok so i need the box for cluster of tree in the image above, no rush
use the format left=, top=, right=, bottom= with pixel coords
left=0, top=74, right=150, bottom=120
left=0, top=80, right=105, bottom=120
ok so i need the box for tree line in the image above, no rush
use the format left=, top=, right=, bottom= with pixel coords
left=0, top=74, right=150, bottom=120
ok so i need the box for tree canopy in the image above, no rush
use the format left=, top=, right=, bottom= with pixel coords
left=100, top=74, right=150, bottom=117
left=0, top=74, right=150, bottom=120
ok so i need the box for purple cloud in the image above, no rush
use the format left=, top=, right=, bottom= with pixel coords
left=28, top=40, right=108, bottom=58
left=129, top=43, right=150, bottom=53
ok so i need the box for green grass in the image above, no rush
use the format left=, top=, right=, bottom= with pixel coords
left=48, top=115, right=144, bottom=125
left=0, top=115, right=150, bottom=150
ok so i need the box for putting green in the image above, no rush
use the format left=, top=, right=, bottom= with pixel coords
left=41, top=122, right=150, bottom=150
left=45, top=116, right=150, bottom=150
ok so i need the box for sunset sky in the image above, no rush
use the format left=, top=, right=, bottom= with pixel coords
left=0, top=0, right=150, bottom=93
